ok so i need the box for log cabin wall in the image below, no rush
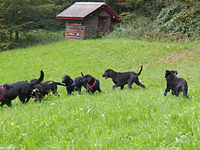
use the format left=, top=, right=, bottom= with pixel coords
left=65, top=21, right=86, bottom=40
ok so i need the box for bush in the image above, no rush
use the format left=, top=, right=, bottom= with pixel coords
left=155, top=2, right=200, bottom=38
left=84, top=27, right=104, bottom=40
left=107, top=2, right=200, bottom=43
left=19, top=29, right=65, bottom=47
left=0, top=29, right=65, bottom=50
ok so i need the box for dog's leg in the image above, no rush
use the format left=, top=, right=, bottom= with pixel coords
left=175, top=87, right=183, bottom=97
left=86, top=84, right=91, bottom=94
left=128, top=82, right=133, bottom=89
left=77, top=88, right=82, bottom=94
left=25, top=96, right=31, bottom=103
left=112, top=83, right=121, bottom=89
left=98, top=88, right=102, bottom=93
left=182, top=87, right=189, bottom=98
left=2, top=101, right=12, bottom=107
left=6, top=101, right=12, bottom=107
left=20, top=98, right=26, bottom=104
left=112, top=85, right=116, bottom=89
left=53, top=91, right=59, bottom=96
left=1, top=102, right=6, bottom=107
left=171, top=90, right=175, bottom=95
left=86, top=88, right=91, bottom=94
left=67, top=90, right=72, bottom=95
left=19, top=95, right=28, bottom=104
left=164, top=88, right=170, bottom=96
left=135, top=80, right=146, bottom=88
left=120, top=85, right=124, bottom=90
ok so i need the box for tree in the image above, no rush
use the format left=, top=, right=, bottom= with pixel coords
left=0, top=0, right=35, bottom=41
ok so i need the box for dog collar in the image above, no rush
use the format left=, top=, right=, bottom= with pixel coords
left=0, top=86, right=4, bottom=99
left=66, top=79, right=75, bottom=89
left=111, top=72, right=115, bottom=77
left=89, top=79, right=97, bottom=91
left=165, top=74, right=173, bottom=81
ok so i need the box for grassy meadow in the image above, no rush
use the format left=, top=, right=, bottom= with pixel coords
left=0, top=39, right=200, bottom=149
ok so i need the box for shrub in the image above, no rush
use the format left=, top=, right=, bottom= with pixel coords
left=84, top=27, right=104, bottom=40
left=107, top=2, right=200, bottom=43
left=155, top=2, right=200, bottom=38
left=0, top=29, right=65, bottom=50
left=19, top=29, right=65, bottom=47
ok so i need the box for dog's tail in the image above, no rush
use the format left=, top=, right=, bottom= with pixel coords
left=137, top=65, right=143, bottom=76
left=30, top=70, right=44, bottom=87
left=55, top=82, right=66, bottom=86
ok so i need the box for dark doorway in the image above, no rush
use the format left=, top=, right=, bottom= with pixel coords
left=98, top=17, right=107, bottom=35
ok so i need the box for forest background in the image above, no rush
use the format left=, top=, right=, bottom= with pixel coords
left=0, top=0, right=200, bottom=50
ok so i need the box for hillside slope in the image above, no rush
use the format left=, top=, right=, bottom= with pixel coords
left=0, top=39, right=199, bottom=149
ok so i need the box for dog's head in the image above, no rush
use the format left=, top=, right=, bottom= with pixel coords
left=165, top=70, right=178, bottom=79
left=102, top=69, right=115, bottom=79
left=62, top=75, right=73, bottom=86
left=80, top=72, right=95, bottom=84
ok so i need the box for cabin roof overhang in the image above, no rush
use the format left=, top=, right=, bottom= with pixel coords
left=56, top=2, right=121, bottom=23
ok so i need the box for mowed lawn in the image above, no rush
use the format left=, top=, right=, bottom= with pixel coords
left=0, top=39, right=199, bottom=149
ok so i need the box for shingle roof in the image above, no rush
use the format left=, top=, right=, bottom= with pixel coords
left=56, top=2, right=121, bottom=23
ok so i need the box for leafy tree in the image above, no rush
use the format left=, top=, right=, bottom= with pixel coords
left=0, top=0, right=33, bottom=41
left=155, top=1, right=200, bottom=38
left=0, top=0, right=66, bottom=50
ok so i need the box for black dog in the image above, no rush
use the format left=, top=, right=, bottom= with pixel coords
left=80, top=72, right=102, bottom=94
left=0, top=70, right=44, bottom=107
left=62, top=75, right=86, bottom=95
left=164, top=70, right=189, bottom=98
left=102, top=65, right=146, bottom=90
left=30, top=79, right=65, bottom=101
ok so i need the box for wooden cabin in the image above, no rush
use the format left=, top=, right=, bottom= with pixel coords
left=56, top=2, right=121, bottom=40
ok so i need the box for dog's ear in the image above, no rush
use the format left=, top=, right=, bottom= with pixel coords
left=81, top=72, right=84, bottom=77
left=165, top=70, right=173, bottom=78
left=172, top=70, right=178, bottom=75
left=166, top=70, right=173, bottom=74
left=167, top=70, right=178, bottom=75
left=87, top=76, right=93, bottom=83
left=3, top=84, right=12, bottom=90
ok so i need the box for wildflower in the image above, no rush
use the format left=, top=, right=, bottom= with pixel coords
left=94, top=143, right=97, bottom=146
left=11, top=122, right=14, bottom=126
left=17, top=125, right=20, bottom=128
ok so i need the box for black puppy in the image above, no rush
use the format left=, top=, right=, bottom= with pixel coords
left=102, top=65, right=146, bottom=90
left=164, top=70, right=189, bottom=98
left=80, top=72, right=102, bottom=94
left=0, top=70, right=44, bottom=107
left=30, top=79, right=65, bottom=101
left=62, top=75, right=86, bottom=95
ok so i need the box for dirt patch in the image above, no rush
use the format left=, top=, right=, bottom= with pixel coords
left=156, top=47, right=200, bottom=64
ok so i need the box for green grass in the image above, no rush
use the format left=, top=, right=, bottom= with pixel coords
left=0, top=39, right=199, bottom=149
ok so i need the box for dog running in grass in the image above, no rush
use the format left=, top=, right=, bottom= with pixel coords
left=0, top=70, right=44, bottom=107
left=102, top=65, right=146, bottom=90
left=62, top=75, right=86, bottom=95
left=30, top=79, right=65, bottom=101
left=164, top=70, right=189, bottom=98
left=80, top=72, right=102, bottom=94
